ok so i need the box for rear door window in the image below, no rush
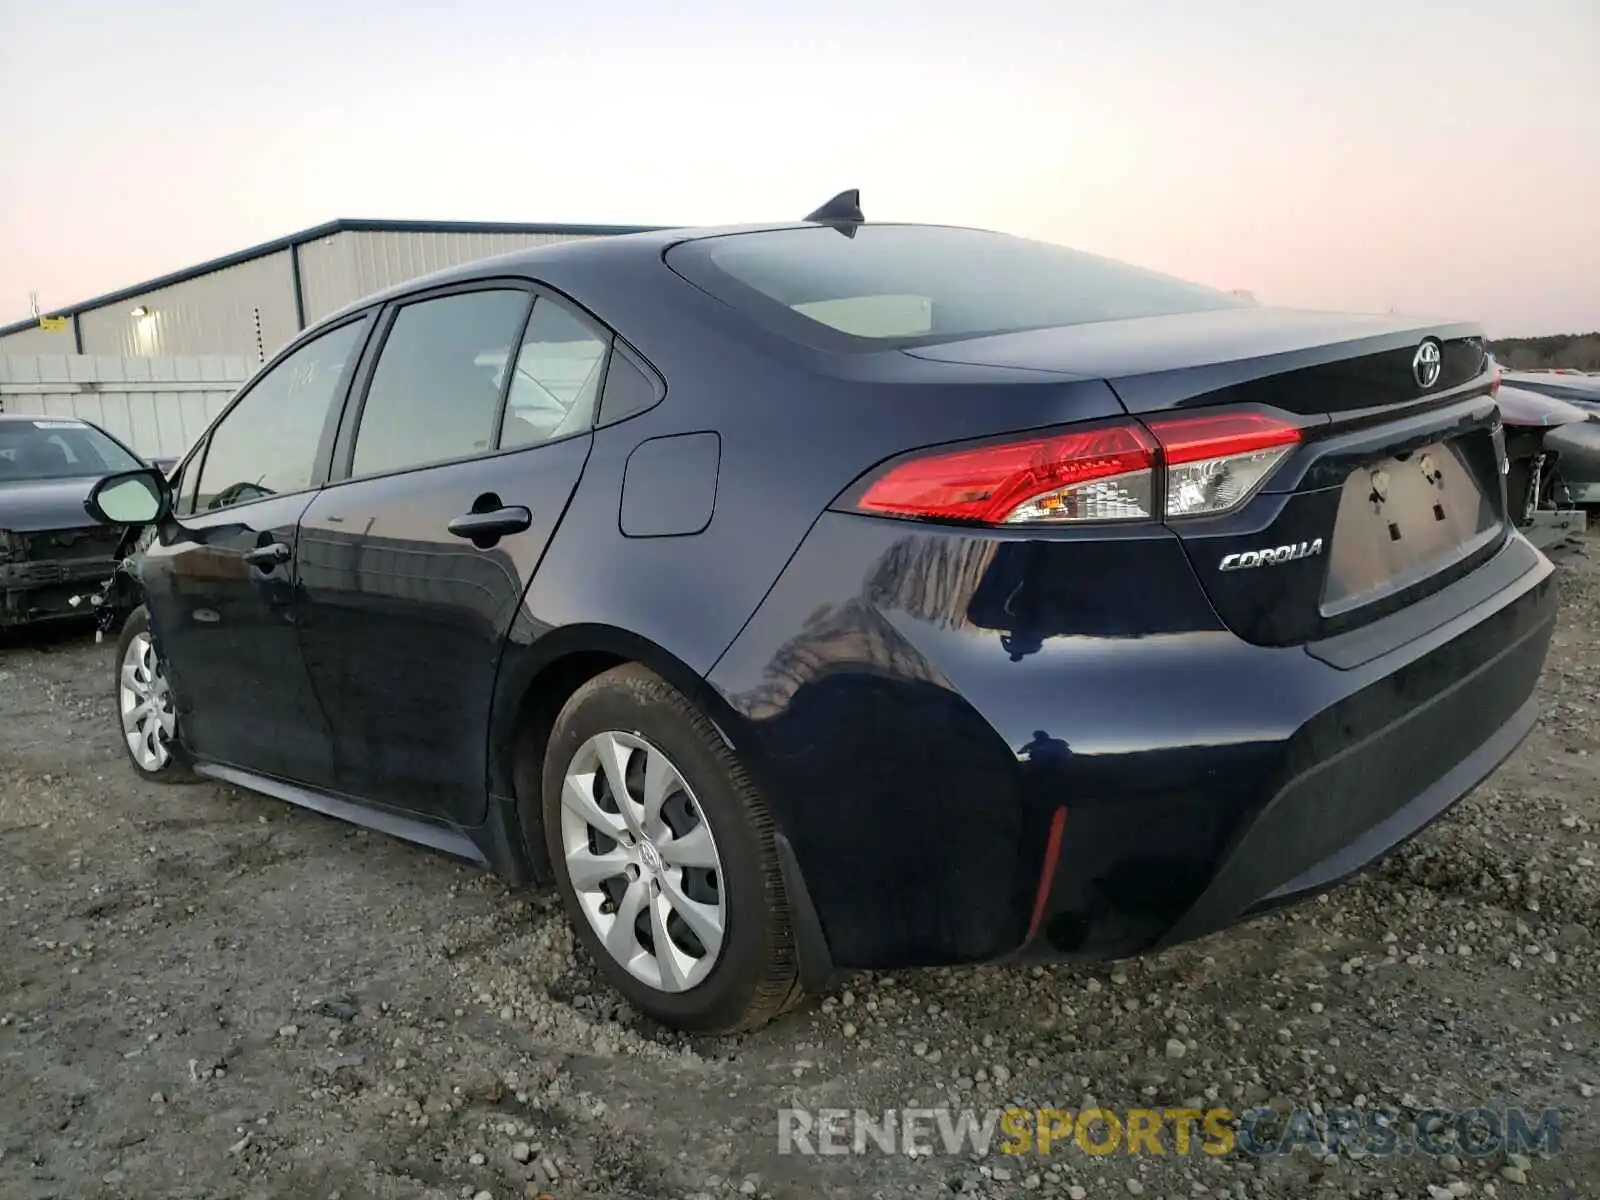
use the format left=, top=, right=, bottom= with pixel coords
left=498, top=296, right=609, bottom=449
left=596, top=347, right=662, bottom=426
left=350, top=289, right=531, bottom=478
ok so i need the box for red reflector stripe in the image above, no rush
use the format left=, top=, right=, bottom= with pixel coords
left=1025, top=806, right=1069, bottom=943
left=857, top=425, right=1156, bottom=524
left=1146, top=411, right=1302, bottom=466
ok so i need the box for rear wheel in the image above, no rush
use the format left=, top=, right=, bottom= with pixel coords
left=541, top=665, right=800, bottom=1032
left=115, top=607, right=198, bottom=784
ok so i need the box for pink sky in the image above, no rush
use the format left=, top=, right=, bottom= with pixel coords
left=1, top=0, right=1596, bottom=338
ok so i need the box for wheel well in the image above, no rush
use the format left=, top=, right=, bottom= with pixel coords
left=506, top=650, right=629, bottom=880
left=493, top=642, right=838, bottom=988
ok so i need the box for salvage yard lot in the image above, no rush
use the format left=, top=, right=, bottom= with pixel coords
left=3, top=544, right=1598, bottom=1200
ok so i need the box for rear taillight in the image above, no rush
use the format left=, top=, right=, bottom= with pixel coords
left=1490, top=363, right=1502, bottom=399
left=855, top=424, right=1158, bottom=525
left=1146, top=411, right=1302, bottom=519
left=851, top=411, right=1301, bottom=526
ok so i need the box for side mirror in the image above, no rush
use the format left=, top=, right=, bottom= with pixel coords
left=84, top=468, right=172, bottom=526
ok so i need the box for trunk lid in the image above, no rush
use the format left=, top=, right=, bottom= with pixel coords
left=910, top=308, right=1506, bottom=647
left=904, top=307, right=1488, bottom=416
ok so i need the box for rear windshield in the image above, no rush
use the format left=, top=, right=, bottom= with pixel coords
left=0, top=419, right=142, bottom=482
left=666, top=224, right=1251, bottom=351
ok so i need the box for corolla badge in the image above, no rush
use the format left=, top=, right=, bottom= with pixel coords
left=1218, top=539, right=1324, bottom=571
left=1413, top=339, right=1443, bottom=389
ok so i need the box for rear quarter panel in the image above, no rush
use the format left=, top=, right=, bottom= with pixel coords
left=484, top=248, right=1129, bottom=798
left=497, top=252, right=1130, bottom=659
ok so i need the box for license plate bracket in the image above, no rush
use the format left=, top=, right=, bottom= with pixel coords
left=1320, top=439, right=1500, bottom=617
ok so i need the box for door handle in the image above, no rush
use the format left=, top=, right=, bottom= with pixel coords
left=243, top=542, right=292, bottom=568
left=447, top=506, right=532, bottom=541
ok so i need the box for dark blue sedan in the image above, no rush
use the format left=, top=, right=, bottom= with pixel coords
left=80, top=197, right=1556, bottom=1032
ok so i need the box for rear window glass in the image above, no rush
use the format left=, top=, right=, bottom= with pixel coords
left=666, top=224, right=1251, bottom=351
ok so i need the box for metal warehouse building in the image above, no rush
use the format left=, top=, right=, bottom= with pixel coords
left=0, top=218, right=660, bottom=361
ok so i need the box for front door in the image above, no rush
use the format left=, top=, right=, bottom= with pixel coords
left=140, top=315, right=371, bottom=785
left=295, top=285, right=609, bottom=824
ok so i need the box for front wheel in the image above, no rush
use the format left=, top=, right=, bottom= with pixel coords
left=114, top=607, right=198, bottom=784
left=541, top=665, right=801, bottom=1033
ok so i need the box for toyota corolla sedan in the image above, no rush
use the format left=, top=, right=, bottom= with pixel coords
left=80, top=197, right=1556, bottom=1032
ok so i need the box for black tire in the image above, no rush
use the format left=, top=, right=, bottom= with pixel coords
left=113, top=606, right=199, bottom=784
left=541, top=664, right=800, bottom=1033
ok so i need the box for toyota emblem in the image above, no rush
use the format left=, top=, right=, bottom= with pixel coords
left=1413, top=340, right=1442, bottom=389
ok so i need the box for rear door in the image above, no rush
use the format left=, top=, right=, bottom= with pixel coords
left=295, top=281, right=608, bottom=823
left=139, top=314, right=372, bottom=783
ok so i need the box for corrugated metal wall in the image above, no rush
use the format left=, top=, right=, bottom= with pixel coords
left=0, top=228, right=607, bottom=361
left=0, top=354, right=250, bottom=459
left=75, top=250, right=299, bottom=361
left=0, top=324, right=75, bottom=355
left=297, top=229, right=597, bottom=324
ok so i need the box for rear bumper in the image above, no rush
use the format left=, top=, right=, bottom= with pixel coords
left=1144, top=569, right=1546, bottom=951
left=1021, top=534, right=1553, bottom=961
left=708, top=514, right=1556, bottom=971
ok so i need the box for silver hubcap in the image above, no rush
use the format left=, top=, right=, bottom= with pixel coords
left=120, top=631, right=175, bottom=771
left=560, top=731, right=726, bottom=993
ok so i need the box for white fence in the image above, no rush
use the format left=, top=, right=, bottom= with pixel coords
left=0, top=354, right=251, bottom=461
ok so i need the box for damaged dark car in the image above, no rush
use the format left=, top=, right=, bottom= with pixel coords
left=0, top=413, right=157, bottom=630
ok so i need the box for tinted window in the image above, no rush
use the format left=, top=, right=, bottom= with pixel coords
left=665, top=225, right=1251, bottom=350
left=192, top=319, right=365, bottom=512
left=498, top=297, right=608, bottom=449
left=597, top=349, right=660, bottom=425
left=351, top=290, right=530, bottom=477
left=0, top=418, right=142, bottom=481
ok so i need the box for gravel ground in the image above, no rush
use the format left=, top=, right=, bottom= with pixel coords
left=2, top=541, right=1598, bottom=1200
